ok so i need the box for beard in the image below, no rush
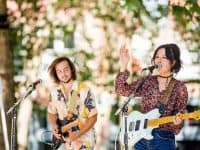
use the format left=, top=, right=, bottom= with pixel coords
left=63, top=77, right=72, bottom=83
left=60, top=75, right=72, bottom=84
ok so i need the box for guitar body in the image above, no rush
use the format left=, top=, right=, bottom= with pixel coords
left=120, top=108, right=200, bottom=146
left=120, top=109, right=160, bottom=146
left=52, top=136, right=63, bottom=150
left=52, top=114, right=79, bottom=149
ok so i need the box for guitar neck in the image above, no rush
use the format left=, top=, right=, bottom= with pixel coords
left=147, top=112, right=196, bottom=127
left=61, top=119, right=78, bottom=133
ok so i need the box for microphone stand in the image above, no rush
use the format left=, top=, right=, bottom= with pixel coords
left=115, top=71, right=152, bottom=149
left=115, top=92, right=135, bottom=150
left=7, top=85, right=37, bottom=150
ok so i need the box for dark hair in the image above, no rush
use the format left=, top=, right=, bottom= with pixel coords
left=48, top=57, right=76, bottom=83
left=152, top=43, right=182, bottom=73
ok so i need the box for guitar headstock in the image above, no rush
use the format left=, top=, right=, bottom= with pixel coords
left=190, top=110, right=200, bottom=120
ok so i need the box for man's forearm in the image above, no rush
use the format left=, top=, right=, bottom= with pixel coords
left=61, top=119, right=79, bottom=133
left=73, top=114, right=97, bottom=139
left=48, top=113, right=57, bottom=126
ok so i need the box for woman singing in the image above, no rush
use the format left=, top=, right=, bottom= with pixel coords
left=115, top=43, right=188, bottom=150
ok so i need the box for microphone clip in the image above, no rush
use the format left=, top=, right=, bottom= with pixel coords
left=142, top=64, right=162, bottom=73
left=27, top=79, right=42, bottom=90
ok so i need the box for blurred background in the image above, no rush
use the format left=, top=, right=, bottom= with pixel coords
left=0, top=0, right=200, bottom=150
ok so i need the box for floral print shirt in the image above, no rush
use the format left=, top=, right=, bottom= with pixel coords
left=115, top=70, right=188, bottom=134
left=48, top=81, right=97, bottom=150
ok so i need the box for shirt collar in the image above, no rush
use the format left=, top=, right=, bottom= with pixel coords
left=57, top=81, right=78, bottom=91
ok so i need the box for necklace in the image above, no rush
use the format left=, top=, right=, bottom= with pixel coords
left=158, top=74, right=173, bottom=90
left=158, top=74, right=173, bottom=78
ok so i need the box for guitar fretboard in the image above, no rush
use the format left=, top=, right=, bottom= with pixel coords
left=147, top=112, right=200, bottom=127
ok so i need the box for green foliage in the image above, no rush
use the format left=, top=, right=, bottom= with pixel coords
left=7, top=0, right=200, bottom=125
left=110, top=102, right=119, bottom=124
left=172, top=6, right=192, bottom=26
left=78, top=66, right=92, bottom=81
left=124, top=0, right=141, bottom=12
left=170, top=1, right=200, bottom=51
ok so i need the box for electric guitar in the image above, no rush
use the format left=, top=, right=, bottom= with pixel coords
left=52, top=115, right=80, bottom=149
left=120, top=108, right=200, bottom=146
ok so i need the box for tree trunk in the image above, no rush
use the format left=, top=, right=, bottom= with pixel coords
left=0, top=0, right=15, bottom=149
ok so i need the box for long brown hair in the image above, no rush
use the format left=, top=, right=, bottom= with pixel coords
left=48, top=57, right=76, bottom=84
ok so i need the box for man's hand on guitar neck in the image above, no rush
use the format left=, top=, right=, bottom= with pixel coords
left=52, top=124, right=62, bottom=139
left=48, top=113, right=62, bottom=139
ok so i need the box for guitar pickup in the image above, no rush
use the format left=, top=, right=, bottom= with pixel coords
left=144, top=119, right=148, bottom=129
left=135, top=120, right=140, bottom=131
left=129, top=122, right=135, bottom=131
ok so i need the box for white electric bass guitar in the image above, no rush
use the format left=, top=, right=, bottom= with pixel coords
left=120, top=108, right=200, bottom=146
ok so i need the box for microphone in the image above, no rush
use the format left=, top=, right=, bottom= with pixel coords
left=28, top=79, right=42, bottom=89
left=23, top=79, right=42, bottom=99
left=142, top=64, right=162, bottom=71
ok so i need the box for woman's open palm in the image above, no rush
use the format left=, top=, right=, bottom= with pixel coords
left=119, top=44, right=130, bottom=71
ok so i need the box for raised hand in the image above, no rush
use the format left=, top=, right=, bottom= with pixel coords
left=119, top=44, right=130, bottom=72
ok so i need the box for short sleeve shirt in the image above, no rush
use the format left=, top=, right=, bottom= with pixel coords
left=48, top=81, right=97, bottom=149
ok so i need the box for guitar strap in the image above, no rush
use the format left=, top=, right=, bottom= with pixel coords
left=159, top=78, right=175, bottom=114
left=66, top=82, right=87, bottom=119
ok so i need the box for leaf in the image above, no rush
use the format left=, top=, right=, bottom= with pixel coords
left=190, top=3, right=200, bottom=14
left=172, top=6, right=192, bottom=26
left=125, top=0, right=141, bottom=12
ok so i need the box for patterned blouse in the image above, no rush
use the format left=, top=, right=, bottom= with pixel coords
left=115, top=70, right=188, bottom=134
left=48, top=81, right=97, bottom=150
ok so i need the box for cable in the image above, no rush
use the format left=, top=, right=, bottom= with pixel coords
left=115, top=127, right=121, bottom=150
